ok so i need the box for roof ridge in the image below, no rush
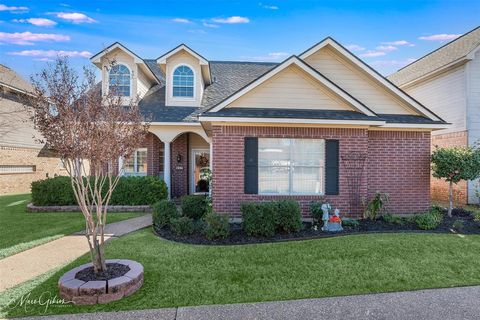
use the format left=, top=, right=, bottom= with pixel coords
left=394, top=25, right=480, bottom=73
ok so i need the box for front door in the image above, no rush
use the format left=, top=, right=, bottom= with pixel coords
left=190, top=149, right=210, bottom=194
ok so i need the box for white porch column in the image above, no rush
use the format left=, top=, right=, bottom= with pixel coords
left=164, top=140, right=172, bottom=199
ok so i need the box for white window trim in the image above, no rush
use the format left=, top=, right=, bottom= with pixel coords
left=258, top=138, right=326, bottom=196
left=170, top=63, right=196, bottom=101
left=108, top=63, right=133, bottom=97
left=119, top=148, right=148, bottom=176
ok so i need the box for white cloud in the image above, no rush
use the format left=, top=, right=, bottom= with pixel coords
left=203, top=22, right=219, bottom=28
left=381, top=40, right=414, bottom=47
left=375, top=45, right=398, bottom=52
left=212, top=16, right=250, bottom=24
left=246, top=52, right=289, bottom=61
left=188, top=29, right=206, bottom=34
left=9, top=49, right=92, bottom=58
left=259, top=3, right=279, bottom=9
left=0, top=32, right=70, bottom=45
left=370, top=58, right=417, bottom=68
left=55, top=12, right=96, bottom=24
left=345, top=44, right=365, bottom=52
left=359, top=50, right=386, bottom=58
left=418, top=33, right=462, bottom=41
left=0, top=4, right=28, bottom=13
left=172, top=18, right=191, bottom=23
left=13, top=18, right=57, bottom=27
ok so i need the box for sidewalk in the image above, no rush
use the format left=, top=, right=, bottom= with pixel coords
left=16, top=285, right=480, bottom=320
left=0, top=215, right=152, bottom=293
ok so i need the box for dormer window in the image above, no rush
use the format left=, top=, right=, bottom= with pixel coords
left=173, top=65, right=194, bottom=98
left=109, top=64, right=131, bottom=97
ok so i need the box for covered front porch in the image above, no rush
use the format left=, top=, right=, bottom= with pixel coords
left=123, top=124, right=211, bottom=199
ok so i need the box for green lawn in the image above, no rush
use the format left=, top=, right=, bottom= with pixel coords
left=4, top=228, right=480, bottom=318
left=0, top=194, right=143, bottom=259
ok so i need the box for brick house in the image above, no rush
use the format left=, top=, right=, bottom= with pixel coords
left=0, top=65, right=67, bottom=195
left=389, top=26, right=480, bottom=205
left=90, top=38, right=447, bottom=217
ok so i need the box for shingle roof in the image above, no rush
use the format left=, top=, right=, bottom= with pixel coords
left=138, top=60, right=277, bottom=122
left=388, top=26, right=480, bottom=86
left=139, top=85, right=200, bottom=122
left=200, top=108, right=382, bottom=122
left=200, top=108, right=444, bottom=124
left=0, top=64, right=33, bottom=93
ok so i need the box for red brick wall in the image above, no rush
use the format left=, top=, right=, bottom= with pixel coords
left=367, top=131, right=431, bottom=214
left=430, top=131, right=468, bottom=204
left=211, top=125, right=432, bottom=218
left=212, top=126, right=369, bottom=218
left=170, top=133, right=189, bottom=198
left=145, top=133, right=163, bottom=177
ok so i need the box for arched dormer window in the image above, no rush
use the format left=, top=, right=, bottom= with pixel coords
left=172, top=65, right=194, bottom=97
left=109, top=64, right=131, bottom=97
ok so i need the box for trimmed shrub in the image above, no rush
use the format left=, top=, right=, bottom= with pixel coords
left=109, top=176, right=167, bottom=205
left=382, top=214, right=404, bottom=225
left=414, top=210, right=443, bottom=230
left=203, top=211, right=230, bottom=240
left=342, top=218, right=360, bottom=228
left=31, top=176, right=76, bottom=206
left=275, top=200, right=302, bottom=233
left=241, top=202, right=276, bottom=237
left=31, top=176, right=167, bottom=206
left=453, top=220, right=464, bottom=231
left=181, top=195, right=207, bottom=220
left=309, top=201, right=324, bottom=225
left=152, top=200, right=179, bottom=229
left=170, top=216, right=195, bottom=236
left=473, top=211, right=480, bottom=222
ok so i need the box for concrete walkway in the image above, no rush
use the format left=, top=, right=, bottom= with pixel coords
left=15, top=285, right=480, bottom=320
left=0, top=215, right=152, bottom=293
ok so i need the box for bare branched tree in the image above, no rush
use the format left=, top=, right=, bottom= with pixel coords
left=26, top=57, right=149, bottom=272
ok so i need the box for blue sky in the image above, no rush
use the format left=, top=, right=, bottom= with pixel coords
left=1, top=0, right=479, bottom=79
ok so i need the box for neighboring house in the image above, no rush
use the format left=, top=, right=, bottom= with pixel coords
left=389, top=26, right=480, bottom=205
left=0, top=64, right=66, bottom=195
left=91, top=38, right=447, bottom=217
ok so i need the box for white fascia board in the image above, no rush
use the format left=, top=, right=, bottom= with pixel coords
left=91, top=43, right=143, bottom=64
left=148, top=122, right=201, bottom=126
left=299, top=38, right=443, bottom=122
left=379, top=123, right=450, bottom=130
left=156, top=45, right=208, bottom=65
left=208, top=56, right=376, bottom=117
left=198, top=116, right=385, bottom=126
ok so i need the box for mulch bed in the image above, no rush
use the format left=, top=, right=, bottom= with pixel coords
left=75, top=263, right=130, bottom=281
left=154, top=208, right=480, bottom=246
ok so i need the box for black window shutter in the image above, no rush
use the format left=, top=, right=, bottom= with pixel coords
left=325, top=140, right=339, bottom=195
left=244, top=137, right=258, bottom=194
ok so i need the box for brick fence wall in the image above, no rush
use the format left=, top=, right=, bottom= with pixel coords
left=211, top=125, right=432, bottom=218
left=0, top=145, right=66, bottom=195
left=430, top=131, right=468, bottom=204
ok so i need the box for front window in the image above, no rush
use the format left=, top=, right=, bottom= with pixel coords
left=172, top=65, right=194, bottom=97
left=109, top=64, right=131, bottom=97
left=258, top=138, right=325, bottom=195
left=124, top=148, right=147, bottom=176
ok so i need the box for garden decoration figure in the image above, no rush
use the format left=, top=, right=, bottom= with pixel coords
left=323, top=207, right=343, bottom=232
left=321, top=202, right=331, bottom=231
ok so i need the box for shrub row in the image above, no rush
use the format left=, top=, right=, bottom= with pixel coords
left=31, top=176, right=167, bottom=206
left=153, top=195, right=230, bottom=240
left=241, top=200, right=302, bottom=237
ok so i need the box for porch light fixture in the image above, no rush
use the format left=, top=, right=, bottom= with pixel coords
left=177, top=154, right=182, bottom=163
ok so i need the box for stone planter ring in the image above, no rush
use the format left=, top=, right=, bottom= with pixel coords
left=58, top=259, right=144, bottom=305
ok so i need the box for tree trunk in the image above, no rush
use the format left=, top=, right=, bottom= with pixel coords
left=448, top=180, right=453, bottom=217
left=91, top=238, right=107, bottom=273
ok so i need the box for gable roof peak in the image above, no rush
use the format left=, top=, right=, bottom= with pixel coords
left=156, top=43, right=209, bottom=65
